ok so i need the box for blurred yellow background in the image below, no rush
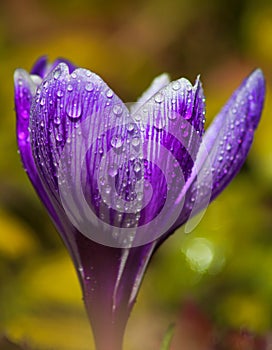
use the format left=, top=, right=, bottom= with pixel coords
left=0, top=0, right=272, bottom=349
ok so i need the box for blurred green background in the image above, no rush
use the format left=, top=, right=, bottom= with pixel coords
left=0, top=0, right=272, bottom=349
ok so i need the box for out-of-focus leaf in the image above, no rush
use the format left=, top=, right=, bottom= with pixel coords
left=160, top=323, right=175, bottom=350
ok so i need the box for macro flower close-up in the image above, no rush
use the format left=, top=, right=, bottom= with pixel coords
left=14, top=56, right=265, bottom=350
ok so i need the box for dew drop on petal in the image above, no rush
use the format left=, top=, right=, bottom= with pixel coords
left=154, top=115, right=166, bottom=130
left=43, top=81, right=49, bottom=89
left=85, top=82, right=94, bottom=92
left=134, top=114, right=142, bottom=122
left=134, top=161, right=142, bottom=173
left=111, top=135, right=123, bottom=149
left=168, top=111, right=177, bottom=121
left=54, top=116, right=61, bottom=126
left=40, top=97, right=46, bottom=106
left=21, top=110, right=28, bottom=119
left=172, top=81, right=181, bottom=91
left=132, top=136, right=140, bottom=147
left=105, top=185, right=111, bottom=194
left=126, top=122, right=135, bottom=132
left=56, top=134, right=63, bottom=142
left=67, top=84, right=73, bottom=92
left=226, top=143, right=232, bottom=151
left=54, top=69, right=61, bottom=80
left=66, top=100, right=82, bottom=120
left=113, top=104, right=123, bottom=116
left=108, top=164, right=118, bottom=177
left=18, top=131, right=26, bottom=140
left=106, top=89, right=113, bottom=98
left=155, top=93, right=164, bottom=103
left=57, top=90, right=64, bottom=98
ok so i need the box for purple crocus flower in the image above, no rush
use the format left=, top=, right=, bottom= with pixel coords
left=14, top=56, right=265, bottom=350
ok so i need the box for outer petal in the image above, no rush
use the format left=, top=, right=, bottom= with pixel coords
left=28, top=63, right=158, bottom=348
left=31, top=56, right=76, bottom=78
left=176, top=69, right=265, bottom=229
left=15, top=69, right=46, bottom=194
left=14, top=68, right=77, bottom=245
left=30, top=56, right=48, bottom=77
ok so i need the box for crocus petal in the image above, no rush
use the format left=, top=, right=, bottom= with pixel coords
left=14, top=68, right=77, bottom=243
left=176, top=69, right=265, bottom=228
left=31, top=56, right=76, bottom=79
left=30, top=56, right=48, bottom=77
left=15, top=68, right=46, bottom=193
left=122, top=76, right=205, bottom=245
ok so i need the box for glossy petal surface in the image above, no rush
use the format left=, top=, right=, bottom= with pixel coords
left=176, top=69, right=265, bottom=229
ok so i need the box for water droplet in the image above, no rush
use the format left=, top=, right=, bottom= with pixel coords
left=57, top=90, right=64, bottom=98
left=53, top=69, right=61, bottom=80
left=168, top=112, right=177, bottom=121
left=106, top=89, right=113, bottom=98
left=71, top=72, right=77, bottom=79
left=111, top=135, right=123, bottom=149
left=66, top=99, right=82, bottom=120
left=40, top=121, right=45, bottom=128
left=226, top=143, right=232, bottom=151
left=134, top=114, right=142, bottom=122
left=56, top=134, right=63, bottom=142
left=43, top=81, right=49, bottom=89
left=67, top=84, right=73, bottom=92
left=21, top=109, right=28, bottom=119
left=126, top=122, right=135, bottom=132
left=108, top=164, right=118, bottom=177
left=154, top=115, right=166, bottom=130
left=113, top=104, right=123, bottom=116
left=85, top=82, right=94, bottom=92
left=155, top=93, right=164, bottom=103
left=105, top=185, right=111, bottom=194
left=99, top=177, right=106, bottom=185
left=54, top=116, right=61, bottom=125
left=172, top=81, right=181, bottom=91
left=18, top=131, right=26, bottom=140
left=134, top=161, right=142, bottom=173
left=132, top=136, right=140, bottom=147
left=40, top=97, right=46, bottom=106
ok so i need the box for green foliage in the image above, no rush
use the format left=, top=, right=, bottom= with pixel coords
left=160, top=324, right=175, bottom=350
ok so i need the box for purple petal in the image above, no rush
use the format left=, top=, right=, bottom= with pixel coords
left=15, top=69, right=42, bottom=189
left=176, top=69, right=265, bottom=229
left=14, top=68, right=72, bottom=236
left=31, top=56, right=76, bottom=79
left=30, top=56, right=48, bottom=77
left=30, top=64, right=136, bottom=243
left=120, top=76, right=205, bottom=244
left=49, top=57, right=76, bottom=74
